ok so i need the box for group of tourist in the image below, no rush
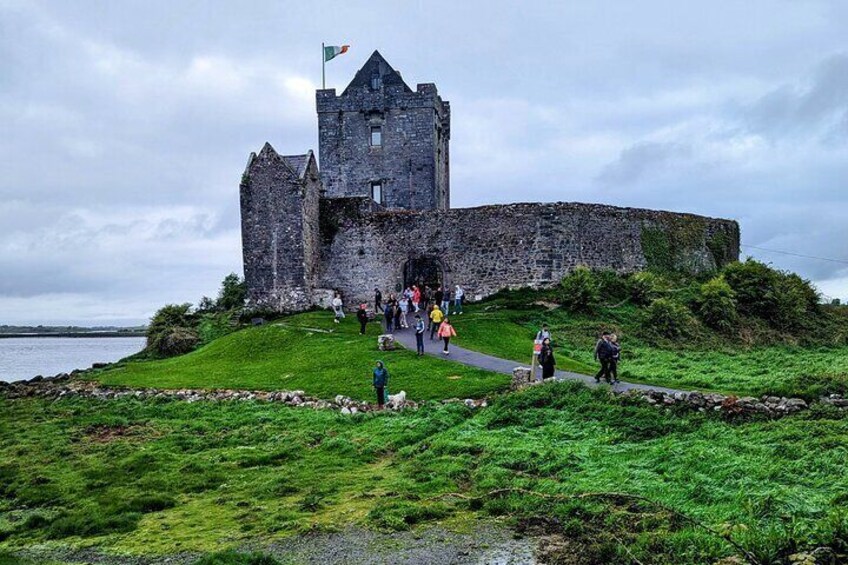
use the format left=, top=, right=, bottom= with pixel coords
left=370, top=285, right=462, bottom=356
left=335, top=287, right=626, bottom=409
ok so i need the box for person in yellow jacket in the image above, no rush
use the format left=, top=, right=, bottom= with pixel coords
left=429, top=304, right=444, bottom=341
left=437, top=317, right=457, bottom=355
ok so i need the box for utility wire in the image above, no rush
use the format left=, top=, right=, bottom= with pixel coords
left=741, top=244, right=848, bottom=265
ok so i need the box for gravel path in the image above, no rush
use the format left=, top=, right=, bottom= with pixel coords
left=391, top=324, right=685, bottom=395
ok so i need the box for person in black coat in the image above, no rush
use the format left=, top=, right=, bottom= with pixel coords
left=539, top=338, right=556, bottom=379
left=374, top=288, right=383, bottom=313
left=594, top=332, right=614, bottom=384
left=356, top=304, right=369, bottom=335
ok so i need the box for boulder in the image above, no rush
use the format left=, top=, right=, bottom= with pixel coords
left=377, top=334, right=396, bottom=351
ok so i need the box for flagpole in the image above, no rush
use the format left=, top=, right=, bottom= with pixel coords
left=321, top=42, right=325, bottom=89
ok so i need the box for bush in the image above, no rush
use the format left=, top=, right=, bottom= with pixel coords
left=723, top=260, right=819, bottom=331
left=629, top=271, right=664, bottom=305
left=643, top=298, right=695, bottom=339
left=193, top=551, right=281, bottom=565
left=198, top=312, right=235, bottom=345
left=696, top=276, right=738, bottom=332
left=559, top=267, right=599, bottom=313
left=151, top=326, right=200, bottom=357
left=594, top=269, right=630, bottom=303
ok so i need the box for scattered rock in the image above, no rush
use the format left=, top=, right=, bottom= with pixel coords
left=377, top=334, right=396, bottom=351
left=511, top=367, right=532, bottom=390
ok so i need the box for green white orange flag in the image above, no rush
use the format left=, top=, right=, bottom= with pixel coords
left=323, top=45, right=350, bottom=62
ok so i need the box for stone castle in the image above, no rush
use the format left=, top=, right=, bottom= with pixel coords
left=240, top=51, right=740, bottom=312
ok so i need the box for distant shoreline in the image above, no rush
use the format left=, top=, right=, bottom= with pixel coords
left=0, top=332, right=146, bottom=339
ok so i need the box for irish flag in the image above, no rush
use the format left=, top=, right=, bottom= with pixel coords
left=324, top=45, right=350, bottom=62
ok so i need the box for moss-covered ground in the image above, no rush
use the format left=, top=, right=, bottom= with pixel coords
left=1, top=384, right=847, bottom=564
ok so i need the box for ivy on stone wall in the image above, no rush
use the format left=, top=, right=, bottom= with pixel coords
left=640, top=216, right=709, bottom=274
left=707, top=230, right=733, bottom=268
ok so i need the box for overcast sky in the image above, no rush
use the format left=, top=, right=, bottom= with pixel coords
left=2, top=0, right=847, bottom=325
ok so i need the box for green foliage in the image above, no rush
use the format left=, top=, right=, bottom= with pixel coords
left=723, top=259, right=819, bottom=331
left=707, top=229, right=734, bottom=268
left=629, top=271, right=665, bottom=305
left=198, top=312, right=235, bottom=345
left=696, top=276, right=738, bottom=332
left=643, top=298, right=696, bottom=339
left=218, top=273, right=246, bottom=311
left=640, top=217, right=709, bottom=274
left=559, top=267, right=599, bottom=313
left=146, top=303, right=198, bottom=358
left=194, top=550, right=281, bottom=565
left=593, top=269, right=631, bottom=304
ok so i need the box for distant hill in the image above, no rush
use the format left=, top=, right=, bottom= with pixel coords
left=0, top=325, right=146, bottom=337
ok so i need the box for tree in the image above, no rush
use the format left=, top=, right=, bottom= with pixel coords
left=217, top=273, right=246, bottom=311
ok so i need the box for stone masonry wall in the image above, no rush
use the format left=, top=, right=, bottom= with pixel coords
left=240, top=145, right=321, bottom=312
left=316, top=82, right=450, bottom=211
left=317, top=200, right=740, bottom=308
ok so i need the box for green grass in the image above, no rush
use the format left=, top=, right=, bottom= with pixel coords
left=449, top=299, right=848, bottom=397
left=95, top=311, right=509, bottom=402
left=1, top=389, right=847, bottom=563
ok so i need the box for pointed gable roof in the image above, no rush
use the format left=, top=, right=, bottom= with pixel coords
left=247, top=142, right=299, bottom=180
left=280, top=153, right=310, bottom=179
left=342, top=50, right=411, bottom=95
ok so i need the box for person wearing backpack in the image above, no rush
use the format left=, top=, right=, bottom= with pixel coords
left=414, top=314, right=426, bottom=356
left=437, top=317, right=457, bottom=355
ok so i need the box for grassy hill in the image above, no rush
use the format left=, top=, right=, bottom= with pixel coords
left=96, top=311, right=510, bottom=402
left=450, top=298, right=848, bottom=398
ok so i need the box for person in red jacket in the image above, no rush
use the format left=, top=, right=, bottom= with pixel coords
left=437, top=317, right=457, bottom=355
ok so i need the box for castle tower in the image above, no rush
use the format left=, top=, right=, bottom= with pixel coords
left=240, top=143, right=321, bottom=311
left=316, top=51, right=450, bottom=210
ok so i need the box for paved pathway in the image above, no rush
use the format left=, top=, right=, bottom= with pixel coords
left=390, top=324, right=685, bottom=395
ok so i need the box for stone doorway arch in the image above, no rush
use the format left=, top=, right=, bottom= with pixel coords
left=402, top=255, right=447, bottom=291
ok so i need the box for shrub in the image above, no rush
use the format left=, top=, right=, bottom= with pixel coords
left=723, top=260, right=819, bottom=331
left=696, top=276, right=738, bottom=332
left=559, top=267, right=599, bottom=313
left=643, top=298, right=695, bottom=339
left=594, top=269, right=630, bottom=303
left=198, top=312, right=235, bottom=345
left=146, top=303, right=197, bottom=357
left=151, top=326, right=200, bottom=357
left=629, top=271, right=664, bottom=305
left=194, top=551, right=281, bottom=565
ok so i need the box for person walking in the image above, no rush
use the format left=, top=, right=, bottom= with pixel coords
left=594, top=332, right=614, bottom=384
left=412, top=285, right=422, bottom=312
left=414, top=314, right=426, bottom=356
left=536, top=324, right=551, bottom=342
left=429, top=304, right=444, bottom=340
left=393, top=299, right=403, bottom=330
left=374, top=288, right=383, bottom=313
left=440, top=287, right=451, bottom=315
left=399, top=296, right=410, bottom=329
left=356, top=303, right=368, bottom=335
left=453, top=285, right=464, bottom=314
left=609, top=333, right=621, bottom=385
left=437, top=317, right=457, bottom=355
left=539, top=337, right=556, bottom=379
left=434, top=286, right=444, bottom=314
left=373, top=361, right=389, bottom=408
left=331, top=292, right=345, bottom=324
